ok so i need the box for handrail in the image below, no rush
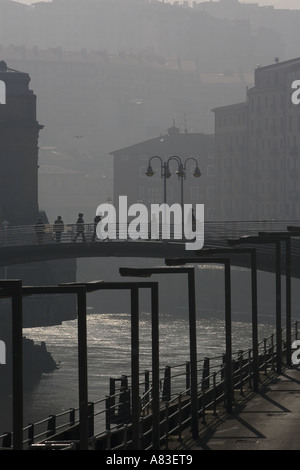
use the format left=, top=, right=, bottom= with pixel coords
left=1, top=319, right=296, bottom=450
left=0, top=219, right=300, bottom=248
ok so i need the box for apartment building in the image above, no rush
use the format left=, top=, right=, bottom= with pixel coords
left=213, top=57, right=300, bottom=221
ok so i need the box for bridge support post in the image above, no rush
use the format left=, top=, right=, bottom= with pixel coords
left=0, top=280, right=23, bottom=450
left=12, top=280, right=23, bottom=450
left=224, top=260, right=232, bottom=412
left=77, top=286, right=89, bottom=450
left=119, top=266, right=199, bottom=441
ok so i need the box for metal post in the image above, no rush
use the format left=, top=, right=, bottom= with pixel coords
left=188, top=268, right=199, bottom=439
left=275, top=240, right=282, bottom=373
left=286, top=237, right=292, bottom=367
left=251, top=250, right=259, bottom=392
left=195, top=247, right=259, bottom=391
left=77, top=286, right=89, bottom=450
left=11, top=280, right=23, bottom=450
left=21, top=282, right=105, bottom=451
left=224, top=259, right=232, bottom=412
left=131, top=285, right=140, bottom=450
left=119, top=267, right=199, bottom=441
left=181, top=175, right=184, bottom=238
left=151, top=282, right=160, bottom=450
left=163, top=163, right=167, bottom=204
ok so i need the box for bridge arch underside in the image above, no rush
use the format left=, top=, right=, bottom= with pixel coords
left=0, top=240, right=300, bottom=278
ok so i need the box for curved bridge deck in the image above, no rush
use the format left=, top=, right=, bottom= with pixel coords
left=0, top=220, right=300, bottom=277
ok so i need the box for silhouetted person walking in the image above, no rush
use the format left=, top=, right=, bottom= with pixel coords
left=35, top=217, right=45, bottom=244
left=192, top=208, right=196, bottom=232
left=91, top=214, right=102, bottom=241
left=53, top=216, right=64, bottom=242
left=73, top=213, right=86, bottom=242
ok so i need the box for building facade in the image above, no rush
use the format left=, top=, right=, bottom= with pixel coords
left=0, top=60, right=42, bottom=226
left=111, top=121, right=215, bottom=221
left=0, top=61, right=76, bottom=327
left=213, top=57, right=300, bottom=221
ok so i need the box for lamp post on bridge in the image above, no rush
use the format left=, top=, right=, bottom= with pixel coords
left=146, top=155, right=201, bottom=237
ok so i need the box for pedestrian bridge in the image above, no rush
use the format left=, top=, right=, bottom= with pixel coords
left=1, top=220, right=300, bottom=277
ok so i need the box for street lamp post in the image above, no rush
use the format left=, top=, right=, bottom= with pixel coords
left=177, top=157, right=202, bottom=215
left=145, top=156, right=171, bottom=204
left=145, top=155, right=201, bottom=238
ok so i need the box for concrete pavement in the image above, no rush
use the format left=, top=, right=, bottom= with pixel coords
left=165, top=365, right=300, bottom=450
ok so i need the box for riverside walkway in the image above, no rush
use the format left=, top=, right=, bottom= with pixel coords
left=2, top=219, right=300, bottom=451
left=165, top=365, right=300, bottom=451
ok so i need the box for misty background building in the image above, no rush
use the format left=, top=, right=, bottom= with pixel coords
left=0, top=60, right=76, bottom=327
left=0, top=60, right=41, bottom=226
left=214, top=56, right=300, bottom=221
left=0, top=0, right=300, bottom=320
left=111, top=120, right=215, bottom=220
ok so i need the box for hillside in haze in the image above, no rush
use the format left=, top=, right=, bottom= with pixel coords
left=1, top=0, right=299, bottom=223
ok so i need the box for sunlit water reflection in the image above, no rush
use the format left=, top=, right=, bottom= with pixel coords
left=0, top=312, right=275, bottom=434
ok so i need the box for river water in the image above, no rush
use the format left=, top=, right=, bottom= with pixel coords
left=0, top=309, right=276, bottom=436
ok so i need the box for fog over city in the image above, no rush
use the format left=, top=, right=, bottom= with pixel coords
left=15, top=0, right=300, bottom=10
left=2, top=0, right=300, bottom=452
left=13, top=0, right=300, bottom=10
left=1, top=0, right=300, bottom=304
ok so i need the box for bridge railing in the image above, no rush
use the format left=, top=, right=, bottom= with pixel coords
left=1, top=320, right=298, bottom=450
left=1, top=219, right=300, bottom=248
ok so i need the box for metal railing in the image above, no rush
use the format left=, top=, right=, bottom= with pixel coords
left=1, top=320, right=297, bottom=450
left=0, top=219, right=300, bottom=248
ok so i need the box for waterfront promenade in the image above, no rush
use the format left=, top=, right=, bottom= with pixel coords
left=165, top=365, right=300, bottom=451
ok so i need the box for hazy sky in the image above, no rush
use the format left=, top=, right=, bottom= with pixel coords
left=10, top=0, right=300, bottom=10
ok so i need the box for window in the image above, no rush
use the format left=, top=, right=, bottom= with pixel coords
left=140, top=167, right=146, bottom=177
left=139, top=186, right=147, bottom=201
left=207, top=165, right=215, bottom=177
left=190, top=186, right=200, bottom=200
left=207, top=186, right=215, bottom=200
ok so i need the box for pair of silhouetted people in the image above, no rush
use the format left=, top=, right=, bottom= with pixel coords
left=35, top=213, right=102, bottom=244
left=35, top=215, right=65, bottom=244
left=73, top=213, right=102, bottom=242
